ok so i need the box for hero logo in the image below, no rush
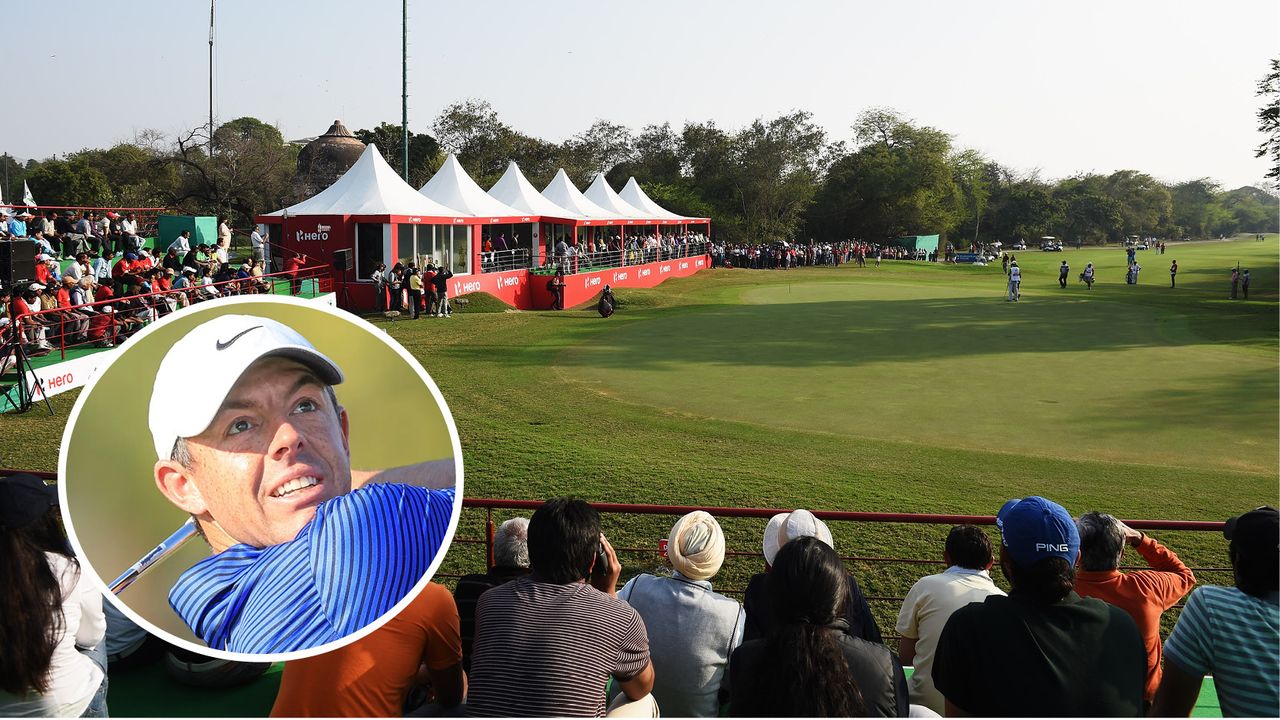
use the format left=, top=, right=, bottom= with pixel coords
left=637, top=268, right=651, bottom=278
left=613, top=271, right=629, bottom=282
left=408, top=217, right=423, bottom=223
left=660, top=264, right=671, bottom=274
left=296, top=223, right=330, bottom=242
left=679, top=261, right=689, bottom=270
left=584, top=276, right=601, bottom=288
left=696, top=259, right=705, bottom=268
left=1036, top=543, right=1070, bottom=552
left=498, top=275, right=520, bottom=288
left=460, top=280, right=482, bottom=294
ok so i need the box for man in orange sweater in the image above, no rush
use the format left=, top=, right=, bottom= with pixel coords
left=271, top=582, right=465, bottom=717
left=1074, top=512, right=1196, bottom=708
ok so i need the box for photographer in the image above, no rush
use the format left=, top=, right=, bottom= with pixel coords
left=430, top=263, right=453, bottom=317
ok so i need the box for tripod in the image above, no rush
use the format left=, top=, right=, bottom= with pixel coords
left=1, top=336, right=55, bottom=416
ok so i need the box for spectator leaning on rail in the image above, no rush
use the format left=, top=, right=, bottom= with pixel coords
left=1073, top=511, right=1196, bottom=708
left=932, top=496, right=1145, bottom=716
left=466, top=498, right=655, bottom=717
left=453, top=517, right=531, bottom=675
left=894, top=524, right=1005, bottom=715
left=743, top=509, right=882, bottom=644
left=615, top=511, right=745, bottom=717
left=1151, top=506, right=1279, bottom=717
left=149, top=314, right=456, bottom=654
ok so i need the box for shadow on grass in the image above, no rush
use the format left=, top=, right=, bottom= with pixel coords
left=438, top=291, right=1276, bottom=372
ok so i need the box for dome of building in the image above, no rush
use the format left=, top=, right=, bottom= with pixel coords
left=289, top=120, right=367, bottom=203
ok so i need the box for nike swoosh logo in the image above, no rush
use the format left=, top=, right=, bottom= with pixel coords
left=215, top=326, right=262, bottom=351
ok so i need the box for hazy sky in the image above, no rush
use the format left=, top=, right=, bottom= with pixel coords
left=10, top=0, right=1278, bottom=188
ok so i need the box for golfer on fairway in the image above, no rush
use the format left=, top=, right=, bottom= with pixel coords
left=149, top=314, right=456, bottom=654
left=1007, top=261, right=1021, bottom=301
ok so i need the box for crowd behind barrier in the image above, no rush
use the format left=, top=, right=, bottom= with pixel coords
left=0, top=465, right=1270, bottom=718
left=1, top=252, right=329, bottom=366
left=545, top=232, right=710, bottom=275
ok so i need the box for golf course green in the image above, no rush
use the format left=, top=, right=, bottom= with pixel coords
left=12, top=236, right=1276, bottom=638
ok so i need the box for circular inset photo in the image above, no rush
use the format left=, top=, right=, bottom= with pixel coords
left=58, top=295, right=462, bottom=662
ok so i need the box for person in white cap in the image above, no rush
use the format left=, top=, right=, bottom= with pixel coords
left=615, top=511, right=745, bottom=717
left=742, top=509, right=881, bottom=644
left=149, top=314, right=455, bottom=654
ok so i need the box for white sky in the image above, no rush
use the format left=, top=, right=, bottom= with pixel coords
left=10, top=0, right=1278, bottom=189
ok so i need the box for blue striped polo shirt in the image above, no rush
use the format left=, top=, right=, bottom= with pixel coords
left=169, top=483, right=456, bottom=654
left=1163, top=585, right=1279, bottom=717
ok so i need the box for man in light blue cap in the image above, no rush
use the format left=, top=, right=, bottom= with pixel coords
left=931, top=496, right=1145, bottom=717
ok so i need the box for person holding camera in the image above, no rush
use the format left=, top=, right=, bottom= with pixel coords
left=467, top=498, right=656, bottom=717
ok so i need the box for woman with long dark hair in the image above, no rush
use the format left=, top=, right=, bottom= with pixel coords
left=729, top=536, right=907, bottom=717
left=0, top=475, right=108, bottom=717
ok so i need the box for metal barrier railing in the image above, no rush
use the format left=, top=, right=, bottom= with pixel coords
left=10, top=264, right=332, bottom=361
left=448, top=498, right=1230, bottom=637
left=545, top=241, right=711, bottom=275
left=478, top=248, right=531, bottom=274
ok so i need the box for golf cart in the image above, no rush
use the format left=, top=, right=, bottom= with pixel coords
left=1010, top=239, right=1027, bottom=250
left=1039, top=236, right=1063, bottom=252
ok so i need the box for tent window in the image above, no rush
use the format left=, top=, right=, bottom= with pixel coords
left=355, top=223, right=384, bottom=281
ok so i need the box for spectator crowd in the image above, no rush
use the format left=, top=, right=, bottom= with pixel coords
left=1, top=214, right=289, bottom=364
left=1, top=469, right=1276, bottom=718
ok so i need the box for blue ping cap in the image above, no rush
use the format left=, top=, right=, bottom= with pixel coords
left=996, top=496, right=1079, bottom=567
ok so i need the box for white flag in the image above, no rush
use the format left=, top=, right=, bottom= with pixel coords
left=22, top=180, right=35, bottom=207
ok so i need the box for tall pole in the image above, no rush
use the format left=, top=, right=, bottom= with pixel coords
left=209, top=0, right=215, bottom=154
left=401, top=0, right=409, bottom=182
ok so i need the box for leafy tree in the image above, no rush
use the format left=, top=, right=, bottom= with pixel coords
left=1218, top=185, right=1280, bottom=234
left=431, top=99, right=524, bottom=187
left=25, top=156, right=112, bottom=206
left=1256, top=58, right=1279, bottom=189
left=982, top=168, right=1062, bottom=244
left=607, top=122, right=683, bottom=188
left=353, top=122, right=441, bottom=188
left=1170, top=179, right=1229, bottom=238
left=1053, top=175, right=1122, bottom=245
left=159, top=117, right=296, bottom=225
left=808, top=109, right=960, bottom=241
left=564, top=120, right=634, bottom=185
left=1103, top=170, right=1173, bottom=239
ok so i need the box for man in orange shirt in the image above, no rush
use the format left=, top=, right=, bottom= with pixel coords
left=270, top=582, right=465, bottom=717
left=1074, top=512, right=1196, bottom=708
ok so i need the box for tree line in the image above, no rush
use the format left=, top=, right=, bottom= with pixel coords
left=4, top=97, right=1276, bottom=245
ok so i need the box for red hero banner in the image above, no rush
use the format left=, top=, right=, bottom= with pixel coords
left=447, top=255, right=709, bottom=310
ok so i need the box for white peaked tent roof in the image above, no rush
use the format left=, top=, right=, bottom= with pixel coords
left=619, top=177, right=686, bottom=220
left=488, top=161, right=582, bottom=219
left=280, top=144, right=464, bottom=217
left=419, top=154, right=525, bottom=218
left=584, top=174, right=651, bottom=219
left=541, top=169, right=617, bottom=219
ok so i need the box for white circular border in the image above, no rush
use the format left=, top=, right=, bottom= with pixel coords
left=57, top=294, right=465, bottom=663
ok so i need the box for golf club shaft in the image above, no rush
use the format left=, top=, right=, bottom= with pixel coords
left=110, top=518, right=198, bottom=594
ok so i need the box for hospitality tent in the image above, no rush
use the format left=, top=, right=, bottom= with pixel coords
left=619, top=177, right=687, bottom=221
left=888, top=234, right=941, bottom=259
left=257, top=144, right=475, bottom=308
left=419, top=154, right=537, bottom=268
left=488, top=161, right=580, bottom=264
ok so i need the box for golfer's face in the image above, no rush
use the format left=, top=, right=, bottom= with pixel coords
left=185, top=357, right=351, bottom=548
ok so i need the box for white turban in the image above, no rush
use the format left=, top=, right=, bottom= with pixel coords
left=763, top=509, right=834, bottom=566
left=668, top=511, right=725, bottom=581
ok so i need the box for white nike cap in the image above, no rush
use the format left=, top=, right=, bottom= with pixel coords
left=148, top=314, right=344, bottom=460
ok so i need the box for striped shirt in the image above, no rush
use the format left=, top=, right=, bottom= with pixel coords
left=170, top=483, right=456, bottom=654
left=1163, top=586, right=1279, bottom=717
left=466, top=576, right=650, bottom=717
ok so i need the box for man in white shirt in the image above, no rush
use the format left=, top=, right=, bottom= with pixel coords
left=168, top=230, right=192, bottom=255
left=896, top=524, right=1006, bottom=714
left=250, top=226, right=266, bottom=266
left=120, top=213, right=143, bottom=251
left=1008, top=262, right=1021, bottom=301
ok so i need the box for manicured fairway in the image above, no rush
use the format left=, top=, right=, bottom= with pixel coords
left=560, top=245, right=1277, bottom=476
left=9, top=236, right=1277, bottom=642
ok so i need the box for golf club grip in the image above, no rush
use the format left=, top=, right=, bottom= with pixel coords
left=110, top=518, right=198, bottom=594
